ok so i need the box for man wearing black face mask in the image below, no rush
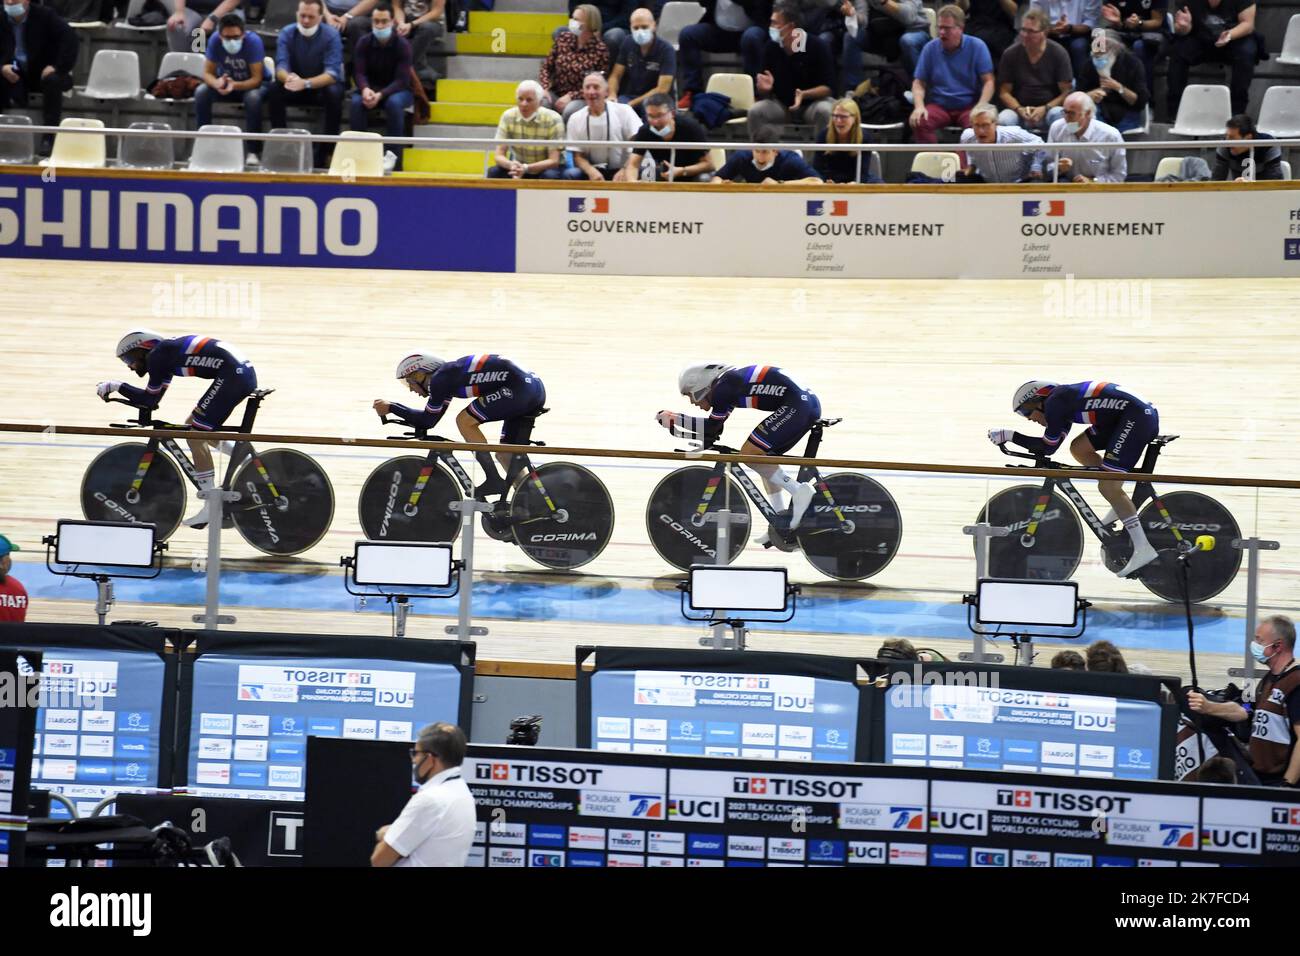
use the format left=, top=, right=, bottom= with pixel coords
left=1188, top=615, right=1300, bottom=787
left=371, top=722, right=477, bottom=866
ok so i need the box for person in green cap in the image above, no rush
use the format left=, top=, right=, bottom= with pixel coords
left=0, top=535, right=28, bottom=623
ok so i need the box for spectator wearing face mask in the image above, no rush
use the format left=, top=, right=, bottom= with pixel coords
left=541, top=3, right=610, bottom=122
left=1074, top=29, right=1147, bottom=133
left=349, top=3, right=413, bottom=168
left=1045, top=90, right=1125, bottom=182
left=709, top=124, right=823, bottom=183
left=608, top=7, right=674, bottom=116
left=623, top=92, right=716, bottom=181
left=1189, top=615, right=1300, bottom=788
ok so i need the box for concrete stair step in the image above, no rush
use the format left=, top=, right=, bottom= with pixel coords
left=444, top=54, right=540, bottom=81
left=493, top=0, right=568, bottom=12
left=426, top=102, right=508, bottom=124
left=414, top=122, right=501, bottom=139
left=455, top=32, right=554, bottom=56
left=468, top=11, right=567, bottom=34
left=404, top=147, right=493, bottom=174
left=391, top=170, right=484, bottom=179
left=435, top=79, right=519, bottom=105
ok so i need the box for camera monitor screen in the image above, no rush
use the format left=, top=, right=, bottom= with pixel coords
left=883, top=676, right=1165, bottom=780
left=185, top=636, right=472, bottom=800
left=581, top=648, right=866, bottom=763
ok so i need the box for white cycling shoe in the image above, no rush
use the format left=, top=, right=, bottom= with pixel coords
left=788, top=483, right=815, bottom=531
left=183, top=502, right=211, bottom=529
left=1116, top=540, right=1159, bottom=577
left=755, top=530, right=774, bottom=548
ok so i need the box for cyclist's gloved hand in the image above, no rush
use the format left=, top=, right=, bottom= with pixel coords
left=96, top=381, right=122, bottom=400
left=655, top=410, right=678, bottom=430
left=987, top=428, right=1014, bottom=446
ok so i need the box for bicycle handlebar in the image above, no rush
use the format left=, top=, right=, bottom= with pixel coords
left=996, top=442, right=1106, bottom=473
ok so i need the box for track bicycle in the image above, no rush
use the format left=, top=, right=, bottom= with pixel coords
left=645, top=417, right=903, bottom=581
left=361, top=410, right=615, bottom=571
left=81, top=390, right=335, bottom=557
left=977, top=435, right=1241, bottom=603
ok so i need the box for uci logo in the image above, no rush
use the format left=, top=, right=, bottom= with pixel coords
left=1074, top=712, right=1114, bottom=731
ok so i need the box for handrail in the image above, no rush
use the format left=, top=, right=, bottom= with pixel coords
left=2, top=420, right=1295, bottom=490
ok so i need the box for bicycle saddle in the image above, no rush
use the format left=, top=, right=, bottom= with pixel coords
left=814, top=418, right=843, bottom=428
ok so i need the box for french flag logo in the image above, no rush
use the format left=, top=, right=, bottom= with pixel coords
left=1022, top=200, right=1065, bottom=217
left=806, top=200, right=848, bottom=216
left=569, top=197, right=609, bottom=213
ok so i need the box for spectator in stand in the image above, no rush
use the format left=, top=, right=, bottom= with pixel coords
left=1075, top=28, right=1148, bottom=133
left=565, top=72, right=642, bottom=180
left=321, top=0, right=384, bottom=56
left=0, top=0, right=77, bottom=154
left=1213, top=113, right=1284, bottom=181
left=960, top=102, right=1045, bottom=180
left=166, top=0, right=242, bottom=55
left=394, top=0, right=446, bottom=90
left=196, top=14, right=265, bottom=167
left=840, top=0, right=932, bottom=92
left=268, top=0, right=344, bottom=167
left=1098, top=0, right=1165, bottom=96
left=608, top=8, right=674, bottom=116
left=1085, top=639, right=1129, bottom=673
left=813, top=98, right=883, bottom=182
left=488, top=79, right=564, bottom=179
left=710, top=124, right=824, bottom=182
left=565, top=0, right=636, bottom=59
left=1166, top=0, right=1257, bottom=118
left=0, top=536, right=27, bottom=623
left=1046, top=89, right=1125, bottom=181
left=623, top=91, right=717, bottom=181
left=996, top=7, right=1072, bottom=134
left=959, top=0, right=1017, bottom=62
left=540, top=3, right=610, bottom=123
left=349, top=4, right=412, bottom=170
left=1042, top=0, right=1102, bottom=78
left=676, top=0, right=771, bottom=108
left=748, top=1, right=836, bottom=132
left=1051, top=649, right=1086, bottom=670
left=909, top=5, right=994, bottom=145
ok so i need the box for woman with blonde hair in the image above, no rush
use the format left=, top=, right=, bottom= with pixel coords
left=812, top=97, right=882, bottom=183
left=539, top=3, right=610, bottom=121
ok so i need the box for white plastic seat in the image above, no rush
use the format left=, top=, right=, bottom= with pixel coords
left=328, top=130, right=384, bottom=177
left=1154, top=156, right=1183, bottom=180
left=923, top=6, right=937, bottom=37
left=910, top=150, right=960, bottom=180
left=82, top=49, right=142, bottom=99
left=1169, top=84, right=1231, bottom=137
left=158, top=52, right=207, bottom=79
left=1278, top=14, right=1300, bottom=66
left=187, top=123, right=245, bottom=172
left=0, top=114, right=35, bottom=164
left=261, top=128, right=313, bottom=173
left=1257, top=86, right=1300, bottom=139
left=658, top=1, right=704, bottom=49
left=1283, top=159, right=1294, bottom=180
left=705, top=72, right=754, bottom=127
left=119, top=121, right=174, bottom=169
left=43, top=117, right=107, bottom=168
left=1121, top=104, right=1151, bottom=138
left=116, top=0, right=172, bottom=30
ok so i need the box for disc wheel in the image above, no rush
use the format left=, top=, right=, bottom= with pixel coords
left=1133, top=491, right=1242, bottom=603
left=358, top=456, right=462, bottom=543
left=797, top=472, right=902, bottom=581
left=976, top=485, right=1084, bottom=581
left=509, top=462, right=615, bottom=570
left=80, top=443, right=185, bottom=541
left=231, top=449, right=335, bottom=556
left=645, top=466, right=751, bottom=572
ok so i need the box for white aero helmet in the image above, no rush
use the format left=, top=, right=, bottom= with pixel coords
left=395, top=352, right=445, bottom=380
left=678, top=363, right=733, bottom=402
left=1013, top=380, right=1058, bottom=417
left=115, top=329, right=165, bottom=361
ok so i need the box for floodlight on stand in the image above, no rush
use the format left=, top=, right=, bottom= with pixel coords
left=341, top=541, right=461, bottom=639
left=677, top=565, right=800, bottom=651
left=43, top=520, right=166, bottom=625
left=962, top=577, right=1091, bottom=666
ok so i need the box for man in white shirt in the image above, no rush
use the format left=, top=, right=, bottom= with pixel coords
left=960, top=103, right=1046, bottom=182
left=1045, top=90, right=1125, bottom=183
left=371, top=722, right=477, bottom=867
left=564, top=72, right=643, bottom=181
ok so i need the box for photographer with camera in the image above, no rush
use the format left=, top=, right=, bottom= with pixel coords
left=1188, top=615, right=1300, bottom=788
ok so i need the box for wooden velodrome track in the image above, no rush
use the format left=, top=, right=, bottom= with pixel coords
left=2, top=259, right=1298, bottom=682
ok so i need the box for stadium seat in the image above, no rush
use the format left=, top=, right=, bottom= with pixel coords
left=0, top=115, right=35, bottom=165
left=868, top=149, right=883, bottom=181
left=329, top=131, right=384, bottom=177
left=1282, top=160, right=1293, bottom=180
left=157, top=52, right=207, bottom=79
left=1169, top=84, right=1231, bottom=137
left=82, top=50, right=143, bottom=100
left=116, top=0, right=172, bottom=31
left=257, top=0, right=299, bottom=38
left=658, top=2, right=704, bottom=49
left=1257, top=86, right=1300, bottom=139
left=43, top=117, right=107, bottom=168
left=261, top=128, right=313, bottom=173
left=1121, top=104, right=1151, bottom=138
left=1279, top=14, right=1300, bottom=66
left=1154, top=156, right=1183, bottom=180
left=910, top=151, right=959, bottom=180
left=119, top=121, right=174, bottom=169
left=923, top=7, right=937, bottom=37
left=705, top=73, right=754, bottom=127
left=187, top=124, right=246, bottom=172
